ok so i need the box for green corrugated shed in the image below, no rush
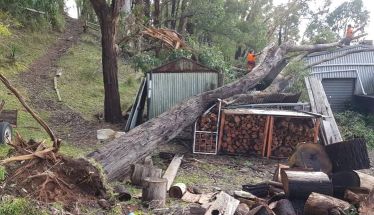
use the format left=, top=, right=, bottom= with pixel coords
left=147, top=58, right=222, bottom=119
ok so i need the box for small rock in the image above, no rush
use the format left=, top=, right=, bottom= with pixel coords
left=98, top=199, right=111, bottom=210
left=97, top=129, right=116, bottom=141
left=115, top=131, right=126, bottom=138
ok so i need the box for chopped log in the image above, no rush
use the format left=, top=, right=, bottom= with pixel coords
left=203, top=191, right=240, bottom=215
left=162, top=154, right=183, bottom=190
left=248, top=205, right=274, bottom=215
left=181, top=191, right=201, bottom=203
left=281, top=170, right=333, bottom=199
left=359, top=188, right=374, bottom=215
left=130, top=164, right=162, bottom=186
left=288, top=143, right=332, bottom=175
left=114, top=185, right=131, bottom=201
left=190, top=204, right=207, bottom=214
left=169, top=183, right=187, bottom=198
left=234, top=190, right=259, bottom=200
left=235, top=203, right=250, bottom=215
left=235, top=197, right=257, bottom=209
left=304, top=192, right=351, bottom=215
left=142, top=177, right=167, bottom=208
left=331, top=171, right=360, bottom=198
left=344, top=189, right=364, bottom=206
left=242, top=183, right=270, bottom=197
left=325, top=139, right=370, bottom=172
left=355, top=171, right=374, bottom=190
left=273, top=164, right=289, bottom=182
left=272, top=199, right=296, bottom=215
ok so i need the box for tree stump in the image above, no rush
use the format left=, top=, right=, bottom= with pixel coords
left=142, top=177, right=167, bottom=208
left=131, top=164, right=162, bottom=186
left=281, top=170, right=333, bottom=199
left=325, top=139, right=370, bottom=172
left=304, top=192, right=351, bottom=215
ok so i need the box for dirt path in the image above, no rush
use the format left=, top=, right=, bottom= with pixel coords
left=18, top=17, right=99, bottom=145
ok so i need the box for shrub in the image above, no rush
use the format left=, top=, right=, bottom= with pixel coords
left=335, top=111, right=374, bottom=148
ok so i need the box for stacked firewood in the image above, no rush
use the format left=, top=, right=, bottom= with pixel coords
left=194, top=104, right=220, bottom=153
left=270, top=117, right=315, bottom=158
left=220, top=114, right=267, bottom=155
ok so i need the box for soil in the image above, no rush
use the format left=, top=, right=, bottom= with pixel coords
left=18, top=17, right=118, bottom=145
left=3, top=156, right=106, bottom=205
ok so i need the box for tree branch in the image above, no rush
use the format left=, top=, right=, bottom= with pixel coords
left=286, top=33, right=367, bottom=52
left=304, top=47, right=374, bottom=70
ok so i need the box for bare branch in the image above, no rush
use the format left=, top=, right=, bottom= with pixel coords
left=286, top=33, right=367, bottom=52
left=304, top=47, right=374, bottom=70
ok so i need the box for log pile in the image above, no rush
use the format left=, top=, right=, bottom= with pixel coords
left=220, top=114, right=267, bottom=155
left=270, top=117, right=315, bottom=158
left=194, top=103, right=220, bottom=154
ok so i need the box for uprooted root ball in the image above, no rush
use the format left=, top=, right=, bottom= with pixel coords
left=1, top=155, right=107, bottom=206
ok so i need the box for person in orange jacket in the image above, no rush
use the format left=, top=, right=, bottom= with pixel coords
left=344, top=24, right=354, bottom=45
left=246, top=50, right=256, bottom=72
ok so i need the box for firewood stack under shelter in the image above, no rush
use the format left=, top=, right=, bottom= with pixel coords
left=194, top=106, right=321, bottom=158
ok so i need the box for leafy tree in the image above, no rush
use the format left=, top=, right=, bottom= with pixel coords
left=326, top=0, right=369, bottom=37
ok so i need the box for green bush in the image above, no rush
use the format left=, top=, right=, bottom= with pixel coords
left=335, top=111, right=374, bottom=148
left=0, top=0, right=65, bottom=31
left=0, top=165, right=6, bottom=181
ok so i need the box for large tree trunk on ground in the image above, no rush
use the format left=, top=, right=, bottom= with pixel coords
left=88, top=37, right=357, bottom=181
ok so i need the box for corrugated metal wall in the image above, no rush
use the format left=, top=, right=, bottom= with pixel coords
left=306, top=45, right=374, bottom=95
left=148, top=72, right=218, bottom=119
left=322, top=78, right=355, bottom=112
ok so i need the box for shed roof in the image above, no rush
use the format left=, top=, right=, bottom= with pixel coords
left=150, top=57, right=218, bottom=73
left=223, top=108, right=317, bottom=118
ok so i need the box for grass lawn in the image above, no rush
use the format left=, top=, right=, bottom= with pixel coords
left=0, top=29, right=58, bottom=156
left=57, top=33, right=142, bottom=121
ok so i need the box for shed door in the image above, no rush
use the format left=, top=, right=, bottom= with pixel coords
left=321, top=78, right=355, bottom=112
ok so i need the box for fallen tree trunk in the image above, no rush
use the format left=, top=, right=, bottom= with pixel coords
left=88, top=37, right=361, bottom=181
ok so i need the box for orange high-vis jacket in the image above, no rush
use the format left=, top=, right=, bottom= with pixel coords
left=346, top=27, right=353, bottom=39
left=247, top=53, right=256, bottom=63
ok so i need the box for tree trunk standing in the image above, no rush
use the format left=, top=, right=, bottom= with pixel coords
left=101, top=17, right=122, bottom=123
left=177, top=0, right=187, bottom=33
left=170, top=0, right=177, bottom=29
left=90, top=0, right=124, bottom=123
left=153, top=0, right=160, bottom=26
left=143, top=0, right=151, bottom=24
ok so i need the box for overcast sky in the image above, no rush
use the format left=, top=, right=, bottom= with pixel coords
left=65, top=0, right=374, bottom=40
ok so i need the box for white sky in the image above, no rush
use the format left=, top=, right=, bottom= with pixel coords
left=65, top=0, right=374, bottom=40
left=275, top=0, right=374, bottom=40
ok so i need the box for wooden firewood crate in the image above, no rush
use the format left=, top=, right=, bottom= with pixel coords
left=217, top=109, right=320, bottom=158
left=193, top=101, right=222, bottom=154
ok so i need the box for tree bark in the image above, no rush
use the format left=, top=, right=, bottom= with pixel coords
left=281, top=170, right=333, bottom=199
left=177, top=0, right=187, bottom=33
left=153, top=0, right=160, bottom=26
left=304, top=192, right=351, bottom=215
left=325, top=139, right=370, bottom=172
left=170, top=0, right=177, bottom=29
left=331, top=171, right=361, bottom=198
left=142, top=177, right=168, bottom=208
left=90, top=0, right=123, bottom=123
left=130, top=164, right=162, bottom=186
